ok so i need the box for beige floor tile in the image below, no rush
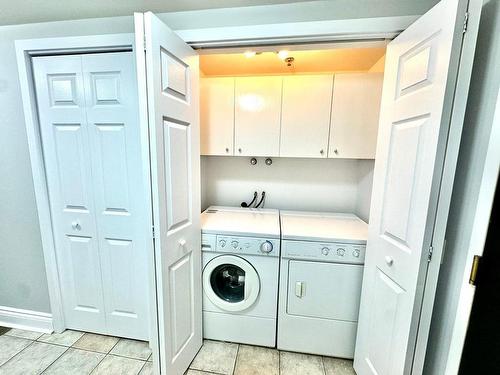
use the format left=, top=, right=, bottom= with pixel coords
left=38, top=330, right=84, bottom=346
left=43, top=348, right=104, bottom=375
left=234, top=344, right=279, bottom=375
left=0, top=335, right=32, bottom=366
left=110, top=338, right=151, bottom=360
left=139, top=361, right=154, bottom=375
left=280, top=351, right=325, bottom=375
left=73, top=333, right=119, bottom=354
left=189, top=340, right=238, bottom=375
left=0, top=342, right=67, bottom=375
left=5, top=328, right=43, bottom=340
left=91, top=355, right=145, bottom=375
left=323, top=357, right=355, bottom=375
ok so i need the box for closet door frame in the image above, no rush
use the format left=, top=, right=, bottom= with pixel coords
left=15, top=34, right=156, bottom=336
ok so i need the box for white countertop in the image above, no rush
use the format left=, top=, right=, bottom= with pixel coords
left=280, top=210, right=368, bottom=244
left=201, top=206, right=280, bottom=238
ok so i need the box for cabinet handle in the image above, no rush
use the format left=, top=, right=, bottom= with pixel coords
left=320, top=149, right=324, bottom=155
left=334, top=149, right=339, bottom=155
left=238, top=148, right=242, bottom=153
left=225, top=147, right=229, bottom=153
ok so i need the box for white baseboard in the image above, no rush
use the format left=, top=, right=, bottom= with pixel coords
left=0, top=306, right=53, bottom=333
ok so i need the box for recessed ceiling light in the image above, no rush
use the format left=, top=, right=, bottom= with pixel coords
left=244, top=51, right=256, bottom=58
left=277, top=50, right=289, bottom=60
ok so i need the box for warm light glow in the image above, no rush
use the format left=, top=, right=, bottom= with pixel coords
left=244, top=51, right=256, bottom=58
left=277, top=50, right=289, bottom=60
left=238, top=94, right=265, bottom=112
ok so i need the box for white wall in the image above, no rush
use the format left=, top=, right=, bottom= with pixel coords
left=201, top=156, right=373, bottom=221
left=423, top=0, right=500, bottom=373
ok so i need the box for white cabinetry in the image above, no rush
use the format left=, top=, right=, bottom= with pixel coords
left=280, top=75, right=333, bottom=158
left=234, top=76, right=282, bottom=157
left=200, top=77, right=234, bottom=156
left=328, top=73, right=383, bottom=159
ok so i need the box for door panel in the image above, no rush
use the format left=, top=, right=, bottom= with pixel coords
left=280, top=75, right=333, bottom=158
left=33, top=55, right=107, bottom=332
left=234, top=76, right=282, bottom=157
left=82, top=52, right=150, bottom=340
left=354, top=0, right=479, bottom=374
left=137, top=11, right=202, bottom=375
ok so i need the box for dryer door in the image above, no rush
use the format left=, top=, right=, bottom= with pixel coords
left=203, top=255, right=260, bottom=312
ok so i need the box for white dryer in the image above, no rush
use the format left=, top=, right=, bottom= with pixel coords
left=201, top=206, right=280, bottom=347
left=277, top=211, right=368, bottom=358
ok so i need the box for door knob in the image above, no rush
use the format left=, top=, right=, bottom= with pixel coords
left=71, top=221, right=81, bottom=231
left=385, top=256, right=394, bottom=266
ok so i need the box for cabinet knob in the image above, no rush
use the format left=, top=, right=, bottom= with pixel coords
left=334, top=149, right=339, bottom=155
left=385, top=256, right=394, bottom=266
left=238, top=148, right=242, bottom=153
left=71, top=221, right=81, bottom=231
left=320, top=149, right=324, bottom=155
left=225, top=147, right=229, bottom=153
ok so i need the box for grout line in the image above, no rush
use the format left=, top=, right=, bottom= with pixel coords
left=0, top=339, right=36, bottom=368
left=40, top=345, right=70, bottom=374
left=232, top=344, right=240, bottom=375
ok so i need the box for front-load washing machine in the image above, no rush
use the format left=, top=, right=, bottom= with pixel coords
left=277, top=210, right=368, bottom=358
left=201, top=206, right=280, bottom=347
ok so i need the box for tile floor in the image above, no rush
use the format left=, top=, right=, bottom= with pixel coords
left=0, top=327, right=355, bottom=375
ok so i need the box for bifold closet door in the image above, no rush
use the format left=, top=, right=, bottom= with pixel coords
left=33, top=52, right=149, bottom=340
left=33, top=55, right=107, bottom=333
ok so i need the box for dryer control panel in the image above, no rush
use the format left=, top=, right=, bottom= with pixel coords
left=282, top=240, right=365, bottom=264
left=202, top=233, right=280, bottom=257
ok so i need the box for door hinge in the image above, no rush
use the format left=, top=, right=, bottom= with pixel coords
left=463, top=11, right=469, bottom=34
left=427, top=246, right=434, bottom=263
left=152, top=225, right=155, bottom=239
left=469, top=255, right=481, bottom=285
left=143, top=35, right=147, bottom=51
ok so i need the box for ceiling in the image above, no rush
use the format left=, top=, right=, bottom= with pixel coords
left=200, top=47, right=386, bottom=76
left=0, top=0, right=310, bottom=26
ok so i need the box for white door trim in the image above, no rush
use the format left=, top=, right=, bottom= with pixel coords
left=14, top=34, right=155, bottom=336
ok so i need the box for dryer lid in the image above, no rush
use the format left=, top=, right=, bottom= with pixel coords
left=201, top=206, right=280, bottom=238
left=280, top=211, right=368, bottom=244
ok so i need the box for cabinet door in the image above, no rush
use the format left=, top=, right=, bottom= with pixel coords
left=329, top=73, right=383, bottom=159
left=235, top=76, right=282, bottom=157
left=280, top=75, right=333, bottom=158
left=201, top=77, right=234, bottom=155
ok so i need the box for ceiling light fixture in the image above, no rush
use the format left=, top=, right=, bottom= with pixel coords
left=244, top=51, right=256, bottom=58
left=277, top=50, right=289, bottom=60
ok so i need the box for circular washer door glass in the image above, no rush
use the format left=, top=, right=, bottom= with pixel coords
left=203, top=255, right=260, bottom=312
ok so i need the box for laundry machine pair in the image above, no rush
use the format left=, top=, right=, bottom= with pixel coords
left=201, top=206, right=368, bottom=357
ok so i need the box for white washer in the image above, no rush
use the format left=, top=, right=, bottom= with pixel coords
left=201, top=206, right=280, bottom=347
left=278, top=211, right=368, bottom=358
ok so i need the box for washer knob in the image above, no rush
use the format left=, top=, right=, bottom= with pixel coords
left=321, top=247, right=330, bottom=256
left=231, top=240, right=239, bottom=249
left=353, top=249, right=360, bottom=258
left=219, top=239, right=226, bottom=248
left=260, top=241, right=273, bottom=253
left=337, top=248, right=345, bottom=256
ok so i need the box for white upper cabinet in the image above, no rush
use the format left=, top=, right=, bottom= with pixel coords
left=234, top=76, right=282, bottom=157
left=200, top=77, right=234, bottom=156
left=328, top=73, right=383, bottom=159
left=280, top=75, right=333, bottom=158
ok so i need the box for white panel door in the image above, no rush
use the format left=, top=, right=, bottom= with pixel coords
left=354, top=0, right=479, bottom=374
left=200, top=77, right=235, bottom=156
left=328, top=73, right=383, bottom=159
left=280, top=75, right=333, bottom=158
left=33, top=56, right=107, bottom=332
left=136, top=11, right=202, bottom=375
left=234, top=76, right=282, bottom=157
left=82, top=52, right=149, bottom=340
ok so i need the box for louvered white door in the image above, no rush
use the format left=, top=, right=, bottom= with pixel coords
left=354, top=0, right=479, bottom=374
left=33, top=52, right=149, bottom=339
left=135, top=11, right=202, bottom=375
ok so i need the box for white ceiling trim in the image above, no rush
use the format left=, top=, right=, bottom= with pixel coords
left=176, top=15, right=418, bottom=48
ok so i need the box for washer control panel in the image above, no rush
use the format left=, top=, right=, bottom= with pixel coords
left=216, top=235, right=279, bottom=257
left=282, top=240, right=365, bottom=264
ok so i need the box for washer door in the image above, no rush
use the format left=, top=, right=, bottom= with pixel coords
left=203, top=255, right=260, bottom=312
